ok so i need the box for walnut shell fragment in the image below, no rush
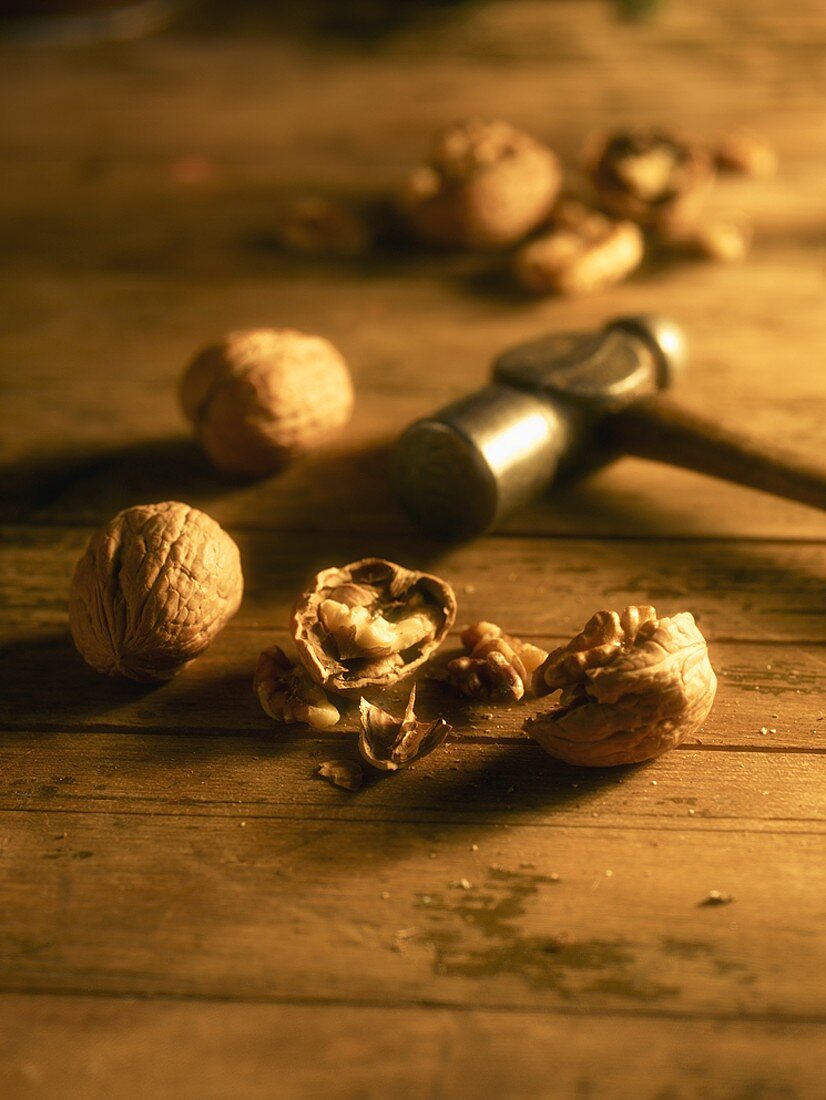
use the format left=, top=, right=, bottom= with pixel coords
left=525, top=605, right=717, bottom=767
left=583, top=129, right=713, bottom=229
left=292, top=558, right=457, bottom=695
left=180, top=328, right=354, bottom=476
left=400, top=118, right=561, bottom=249
left=514, top=202, right=643, bottom=296
left=317, top=760, right=363, bottom=792
left=254, top=644, right=341, bottom=730
left=68, top=502, right=243, bottom=683
left=441, top=621, right=548, bottom=701
left=358, top=685, right=450, bottom=772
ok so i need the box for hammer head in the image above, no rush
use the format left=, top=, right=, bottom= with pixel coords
left=391, top=315, right=686, bottom=536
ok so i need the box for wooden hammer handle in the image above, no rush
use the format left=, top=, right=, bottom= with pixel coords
left=609, top=394, right=826, bottom=512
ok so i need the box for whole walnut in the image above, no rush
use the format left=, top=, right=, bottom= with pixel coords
left=524, top=605, right=716, bottom=767
left=180, top=328, right=354, bottom=476
left=69, top=502, right=243, bottom=682
left=400, top=118, right=562, bottom=249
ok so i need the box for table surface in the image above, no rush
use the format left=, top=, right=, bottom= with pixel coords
left=1, top=2, right=825, bottom=1097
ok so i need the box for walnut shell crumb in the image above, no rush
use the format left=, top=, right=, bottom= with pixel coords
left=68, top=502, right=243, bottom=683
left=358, top=685, right=450, bottom=772
left=317, top=760, right=363, bottom=792
left=180, top=328, right=354, bottom=476
left=525, top=605, right=717, bottom=766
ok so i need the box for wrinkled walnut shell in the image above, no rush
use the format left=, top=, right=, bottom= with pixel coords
left=583, top=129, right=713, bottom=229
left=180, top=328, right=354, bottom=477
left=525, top=605, right=717, bottom=767
left=400, top=118, right=562, bottom=249
left=358, top=685, right=450, bottom=772
left=292, top=558, right=457, bottom=695
left=69, top=502, right=243, bottom=683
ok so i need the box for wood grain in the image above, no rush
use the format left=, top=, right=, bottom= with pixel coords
left=1, top=0, right=825, bottom=1094
left=3, top=996, right=824, bottom=1100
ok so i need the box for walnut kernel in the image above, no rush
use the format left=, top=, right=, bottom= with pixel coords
left=358, top=685, right=450, bottom=771
left=400, top=118, right=561, bottom=249
left=254, top=644, right=340, bottom=730
left=68, top=502, right=243, bottom=683
left=180, top=328, right=354, bottom=476
left=292, top=558, right=456, bottom=694
left=525, top=605, right=717, bottom=766
left=514, top=201, right=643, bottom=295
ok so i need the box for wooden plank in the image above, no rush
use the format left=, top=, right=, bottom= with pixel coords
left=3, top=526, right=824, bottom=643
left=0, top=804, right=823, bottom=1015
left=1, top=995, right=824, bottom=1100
left=1, top=269, right=825, bottom=537
left=1, top=629, right=822, bottom=751
left=0, top=734, right=823, bottom=830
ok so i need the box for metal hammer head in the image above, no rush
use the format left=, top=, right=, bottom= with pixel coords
left=391, top=315, right=687, bottom=536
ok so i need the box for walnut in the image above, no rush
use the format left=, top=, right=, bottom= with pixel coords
left=292, top=558, right=456, bottom=694
left=358, top=685, right=450, bottom=771
left=514, top=200, right=643, bottom=295
left=448, top=620, right=548, bottom=700
left=443, top=651, right=525, bottom=702
left=662, top=219, right=751, bottom=264
left=583, top=129, right=713, bottom=228
left=180, top=328, right=354, bottom=476
left=273, top=196, right=372, bottom=257
left=68, top=502, right=243, bottom=683
left=714, top=130, right=777, bottom=178
left=400, top=118, right=561, bottom=249
left=525, top=605, right=717, bottom=766
left=317, top=760, right=363, bottom=792
left=254, top=644, right=340, bottom=730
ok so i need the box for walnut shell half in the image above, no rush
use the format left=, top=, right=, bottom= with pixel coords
left=292, top=558, right=457, bottom=694
left=583, top=129, right=713, bottom=229
left=69, top=502, right=243, bottom=683
left=524, top=605, right=717, bottom=767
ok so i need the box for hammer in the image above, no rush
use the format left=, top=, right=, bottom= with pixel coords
left=391, top=315, right=826, bottom=536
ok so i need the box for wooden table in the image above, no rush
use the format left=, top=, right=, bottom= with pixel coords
left=1, top=3, right=825, bottom=1096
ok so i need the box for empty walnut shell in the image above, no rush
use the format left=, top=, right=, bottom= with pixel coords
left=358, top=685, right=450, bottom=772
left=525, top=605, right=717, bottom=767
left=69, top=502, right=243, bottom=683
left=400, top=118, right=562, bottom=249
left=583, top=129, right=713, bottom=229
left=180, top=328, right=354, bottom=477
left=292, top=558, right=457, bottom=695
